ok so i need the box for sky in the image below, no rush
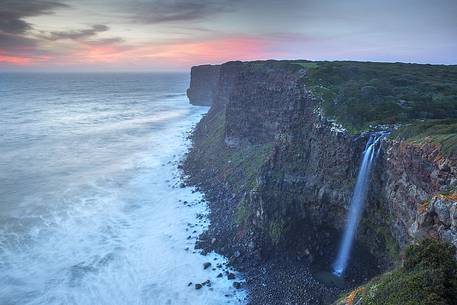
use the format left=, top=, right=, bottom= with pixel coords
left=0, top=0, right=456, bottom=71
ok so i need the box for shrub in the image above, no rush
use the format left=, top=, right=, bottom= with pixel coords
left=348, top=239, right=457, bottom=305
left=303, top=61, right=457, bottom=134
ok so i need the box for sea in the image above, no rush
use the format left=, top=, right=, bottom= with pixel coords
left=0, top=73, right=246, bottom=305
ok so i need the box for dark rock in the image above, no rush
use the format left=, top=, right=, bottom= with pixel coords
left=182, top=61, right=457, bottom=305
left=195, top=283, right=202, bottom=290
left=227, top=273, right=236, bottom=280
left=203, top=262, right=211, bottom=269
left=186, top=65, right=220, bottom=106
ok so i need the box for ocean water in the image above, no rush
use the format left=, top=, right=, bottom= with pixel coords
left=0, top=73, right=245, bottom=305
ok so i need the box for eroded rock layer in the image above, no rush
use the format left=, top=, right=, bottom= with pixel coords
left=185, top=60, right=457, bottom=271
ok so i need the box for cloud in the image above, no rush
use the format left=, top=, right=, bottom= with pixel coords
left=0, top=1, right=123, bottom=65
left=126, top=0, right=236, bottom=23
left=0, top=32, right=38, bottom=51
left=45, top=24, right=109, bottom=41
left=85, top=37, right=125, bottom=46
left=2, top=0, right=456, bottom=69
left=0, top=0, right=68, bottom=34
left=0, top=0, right=69, bottom=61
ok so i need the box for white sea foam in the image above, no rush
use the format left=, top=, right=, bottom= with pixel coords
left=0, top=73, right=246, bottom=305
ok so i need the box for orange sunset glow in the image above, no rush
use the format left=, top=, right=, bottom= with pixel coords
left=0, top=0, right=456, bottom=71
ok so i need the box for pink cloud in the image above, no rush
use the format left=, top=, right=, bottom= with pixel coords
left=0, top=51, right=49, bottom=65
left=1, top=35, right=286, bottom=70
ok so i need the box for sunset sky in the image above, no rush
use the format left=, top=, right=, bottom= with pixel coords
left=1, top=0, right=456, bottom=71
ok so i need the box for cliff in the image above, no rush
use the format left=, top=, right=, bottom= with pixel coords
left=186, top=64, right=220, bottom=106
left=383, top=140, right=457, bottom=248
left=184, top=60, right=457, bottom=304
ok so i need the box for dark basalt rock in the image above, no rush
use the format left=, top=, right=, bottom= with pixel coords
left=186, top=65, right=220, bottom=106
left=183, top=60, right=457, bottom=305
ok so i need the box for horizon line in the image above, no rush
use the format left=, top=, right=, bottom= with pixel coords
left=1, top=58, right=456, bottom=73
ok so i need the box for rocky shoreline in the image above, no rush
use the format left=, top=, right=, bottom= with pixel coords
left=181, top=126, right=372, bottom=304
left=181, top=157, right=343, bottom=305
left=182, top=60, right=457, bottom=304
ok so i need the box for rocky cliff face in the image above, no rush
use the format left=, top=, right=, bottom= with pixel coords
left=383, top=140, right=457, bottom=251
left=184, top=61, right=457, bottom=274
left=238, top=86, right=395, bottom=268
left=219, top=61, right=306, bottom=146
left=186, top=64, right=220, bottom=106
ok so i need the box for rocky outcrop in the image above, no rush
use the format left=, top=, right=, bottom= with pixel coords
left=219, top=61, right=306, bottom=146
left=383, top=140, right=457, bottom=252
left=184, top=60, right=348, bottom=305
left=186, top=64, right=220, bottom=106
left=238, top=93, right=395, bottom=269
left=184, top=60, right=457, bottom=303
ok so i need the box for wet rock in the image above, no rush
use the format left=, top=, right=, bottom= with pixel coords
left=233, top=282, right=241, bottom=289
left=217, top=273, right=223, bottom=278
left=203, top=262, right=212, bottom=269
left=227, top=273, right=236, bottom=280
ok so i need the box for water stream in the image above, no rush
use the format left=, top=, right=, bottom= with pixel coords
left=332, top=131, right=388, bottom=277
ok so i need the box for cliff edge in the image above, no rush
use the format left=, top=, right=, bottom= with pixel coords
left=186, top=64, right=220, bottom=106
left=183, top=60, right=457, bottom=304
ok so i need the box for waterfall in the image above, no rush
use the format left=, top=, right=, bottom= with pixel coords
left=332, top=131, right=388, bottom=277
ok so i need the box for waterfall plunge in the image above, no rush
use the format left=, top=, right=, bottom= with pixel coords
left=332, top=131, right=388, bottom=277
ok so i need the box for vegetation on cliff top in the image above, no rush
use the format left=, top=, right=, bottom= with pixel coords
left=301, top=61, right=457, bottom=135
left=391, top=119, right=457, bottom=157
left=293, top=60, right=457, bottom=156
left=336, top=239, right=457, bottom=305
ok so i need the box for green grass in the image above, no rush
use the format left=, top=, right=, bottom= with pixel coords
left=391, top=119, right=457, bottom=157
left=225, top=143, right=272, bottom=190
left=293, top=61, right=319, bottom=69
left=189, top=105, right=272, bottom=195
left=301, top=61, right=457, bottom=134
left=337, top=239, right=457, bottom=305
